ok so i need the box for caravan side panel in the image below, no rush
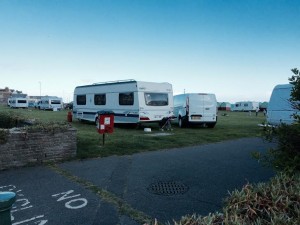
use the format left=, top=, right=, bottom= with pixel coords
left=39, top=97, right=63, bottom=111
left=10, top=97, right=28, bottom=108
left=267, top=84, right=298, bottom=125
left=232, top=101, right=259, bottom=111
left=73, top=81, right=174, bottom=124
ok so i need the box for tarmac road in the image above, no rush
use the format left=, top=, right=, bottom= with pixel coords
left=0, top=137, right=274, bottom=225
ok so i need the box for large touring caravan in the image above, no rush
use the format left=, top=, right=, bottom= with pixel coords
left=73, top=80, right=174, bottom=124
left=39, top=96, right=63, bottom=111
left=10, top=97, right=28, bottom=108
left=232, top=101, right=259, bottom=111
left=173, top=93, right=218, bottom=128
left=267, top=84, right=299, bottom=125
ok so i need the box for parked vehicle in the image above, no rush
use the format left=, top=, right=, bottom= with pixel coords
left=39, top=96, right=63, bottom=111
left=232, top=101, right=259, bottom=111
left=28, top=99, right=38, bottom=108
left=10, top=97, right=28, bottom=108
left=173, top=93, right=218, bottom=128
left=73, top=79, right=174, bottom=124
left=64, top=101, right=73, bottom=110
left=267, top=84, right=299, bottom=125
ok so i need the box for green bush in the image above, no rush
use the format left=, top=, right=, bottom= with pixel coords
left=0, top=129, right=9, bottom=144
left=253, top=68, right=300, bottom=175
left=171, top=173, right=300, bottom=225
left=260, top=124, right=300, bottom=174
left=25, top=122, right=72, bottom=133
left=0, top=111, right=25, bottom=128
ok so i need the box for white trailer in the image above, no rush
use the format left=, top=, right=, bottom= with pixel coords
left=73, top=80, right=174, bottom=124
left=39, top=96, right=63, bottom=111
left=173, top=93, right=218, bottom=128
left=267, top=84, right=299, bottom=125
left=232, top=101, right=259, bottom=111
left=10, top=97, right=28, bottom=108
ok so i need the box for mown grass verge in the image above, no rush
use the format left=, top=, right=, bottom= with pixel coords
left=0, top=105, right=266, bottom=158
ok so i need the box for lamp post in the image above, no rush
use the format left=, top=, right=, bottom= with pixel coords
left=39, top=81, right=41, bottom=99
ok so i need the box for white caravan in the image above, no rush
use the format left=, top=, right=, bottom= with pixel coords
left=39, top=96, right=63, bottom=111
left=10, top=97, right=28, bottom=108
left=267, top=84, right=299, bottom=125
left=173, top=93, right=218, bottom=128
left=73, top=80, right=174, bottom=124
left=232, top=101, right=259, bottom=111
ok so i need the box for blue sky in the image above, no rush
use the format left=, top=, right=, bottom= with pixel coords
left=1, top=0, right=299, bottom=103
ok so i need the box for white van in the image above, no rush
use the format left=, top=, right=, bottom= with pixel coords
left=39, top=96, right=63, bottom=111
left=73, top=79, right=174, bottom=125
left=267, top=84, right=299, bottom=125
left=173, top=93, right=218, bottom=128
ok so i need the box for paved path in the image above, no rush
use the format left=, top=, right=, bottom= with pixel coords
left=0, top=137, right=274, bottom=225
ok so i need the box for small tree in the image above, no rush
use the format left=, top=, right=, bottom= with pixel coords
left=254, top=68, right=300, bottom=174
left=288, top=68, right=300, bottom=122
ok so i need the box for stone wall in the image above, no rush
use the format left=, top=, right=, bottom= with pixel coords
left=0, top=128, right=77, bottom=170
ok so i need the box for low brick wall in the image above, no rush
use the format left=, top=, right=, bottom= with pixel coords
left=0, top=128, right=77, bottom=170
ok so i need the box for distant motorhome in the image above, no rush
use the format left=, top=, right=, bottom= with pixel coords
left=232, top=101, right=259, bottom=112
left=73, top=79, right=174, bottom=125
left=267, top=84, right=299, bottom=125
left=38, top=96, right=63, bottom=111
left=10, top=97, right=28, bottom=108
left=173, top=93, right=218, bottom=128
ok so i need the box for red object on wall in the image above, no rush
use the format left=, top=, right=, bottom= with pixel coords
left=67, top=111, right=72, bottom=122
left=97, top=111, right=114, bottom=134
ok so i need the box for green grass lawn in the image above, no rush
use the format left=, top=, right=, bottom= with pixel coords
left=0, top=105, right=267, bottom=158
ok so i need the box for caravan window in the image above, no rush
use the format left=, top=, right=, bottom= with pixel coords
left=94, top=94, right=106, bottom=105
left=51, top=100, right=61, bottom=104
left=144, top=93, right=168, bottom=106
left=77, top=95, right=86, bottom=105
left=17, top=100, right=27, bottom=103
left=119, top=92, right=134, bottom=105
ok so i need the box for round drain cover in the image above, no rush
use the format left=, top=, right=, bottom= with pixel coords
left=147, top=181, right=188, bottom=195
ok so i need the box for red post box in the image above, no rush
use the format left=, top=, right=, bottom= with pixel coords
left=97, top=111, right=114, bottom=134
left=67, top=111, right=72, bottom=122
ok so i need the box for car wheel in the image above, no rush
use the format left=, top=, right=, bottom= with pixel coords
left=207, top=122, right=216, bottom=128
left=179, top=117, right=186, bottom=128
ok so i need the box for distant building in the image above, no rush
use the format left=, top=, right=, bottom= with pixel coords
left=0, top=87, right=13, bottom=105
left=218, top=102, right=231, bottom=111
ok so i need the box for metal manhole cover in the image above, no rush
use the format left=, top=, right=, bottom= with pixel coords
left=147, top=181, right=189, bottom=195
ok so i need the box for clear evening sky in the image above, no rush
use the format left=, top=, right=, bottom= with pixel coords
left=1, top=0, right=299, bottom=103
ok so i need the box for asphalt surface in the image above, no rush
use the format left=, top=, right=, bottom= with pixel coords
left=0, top=137, right=274, bottom=225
